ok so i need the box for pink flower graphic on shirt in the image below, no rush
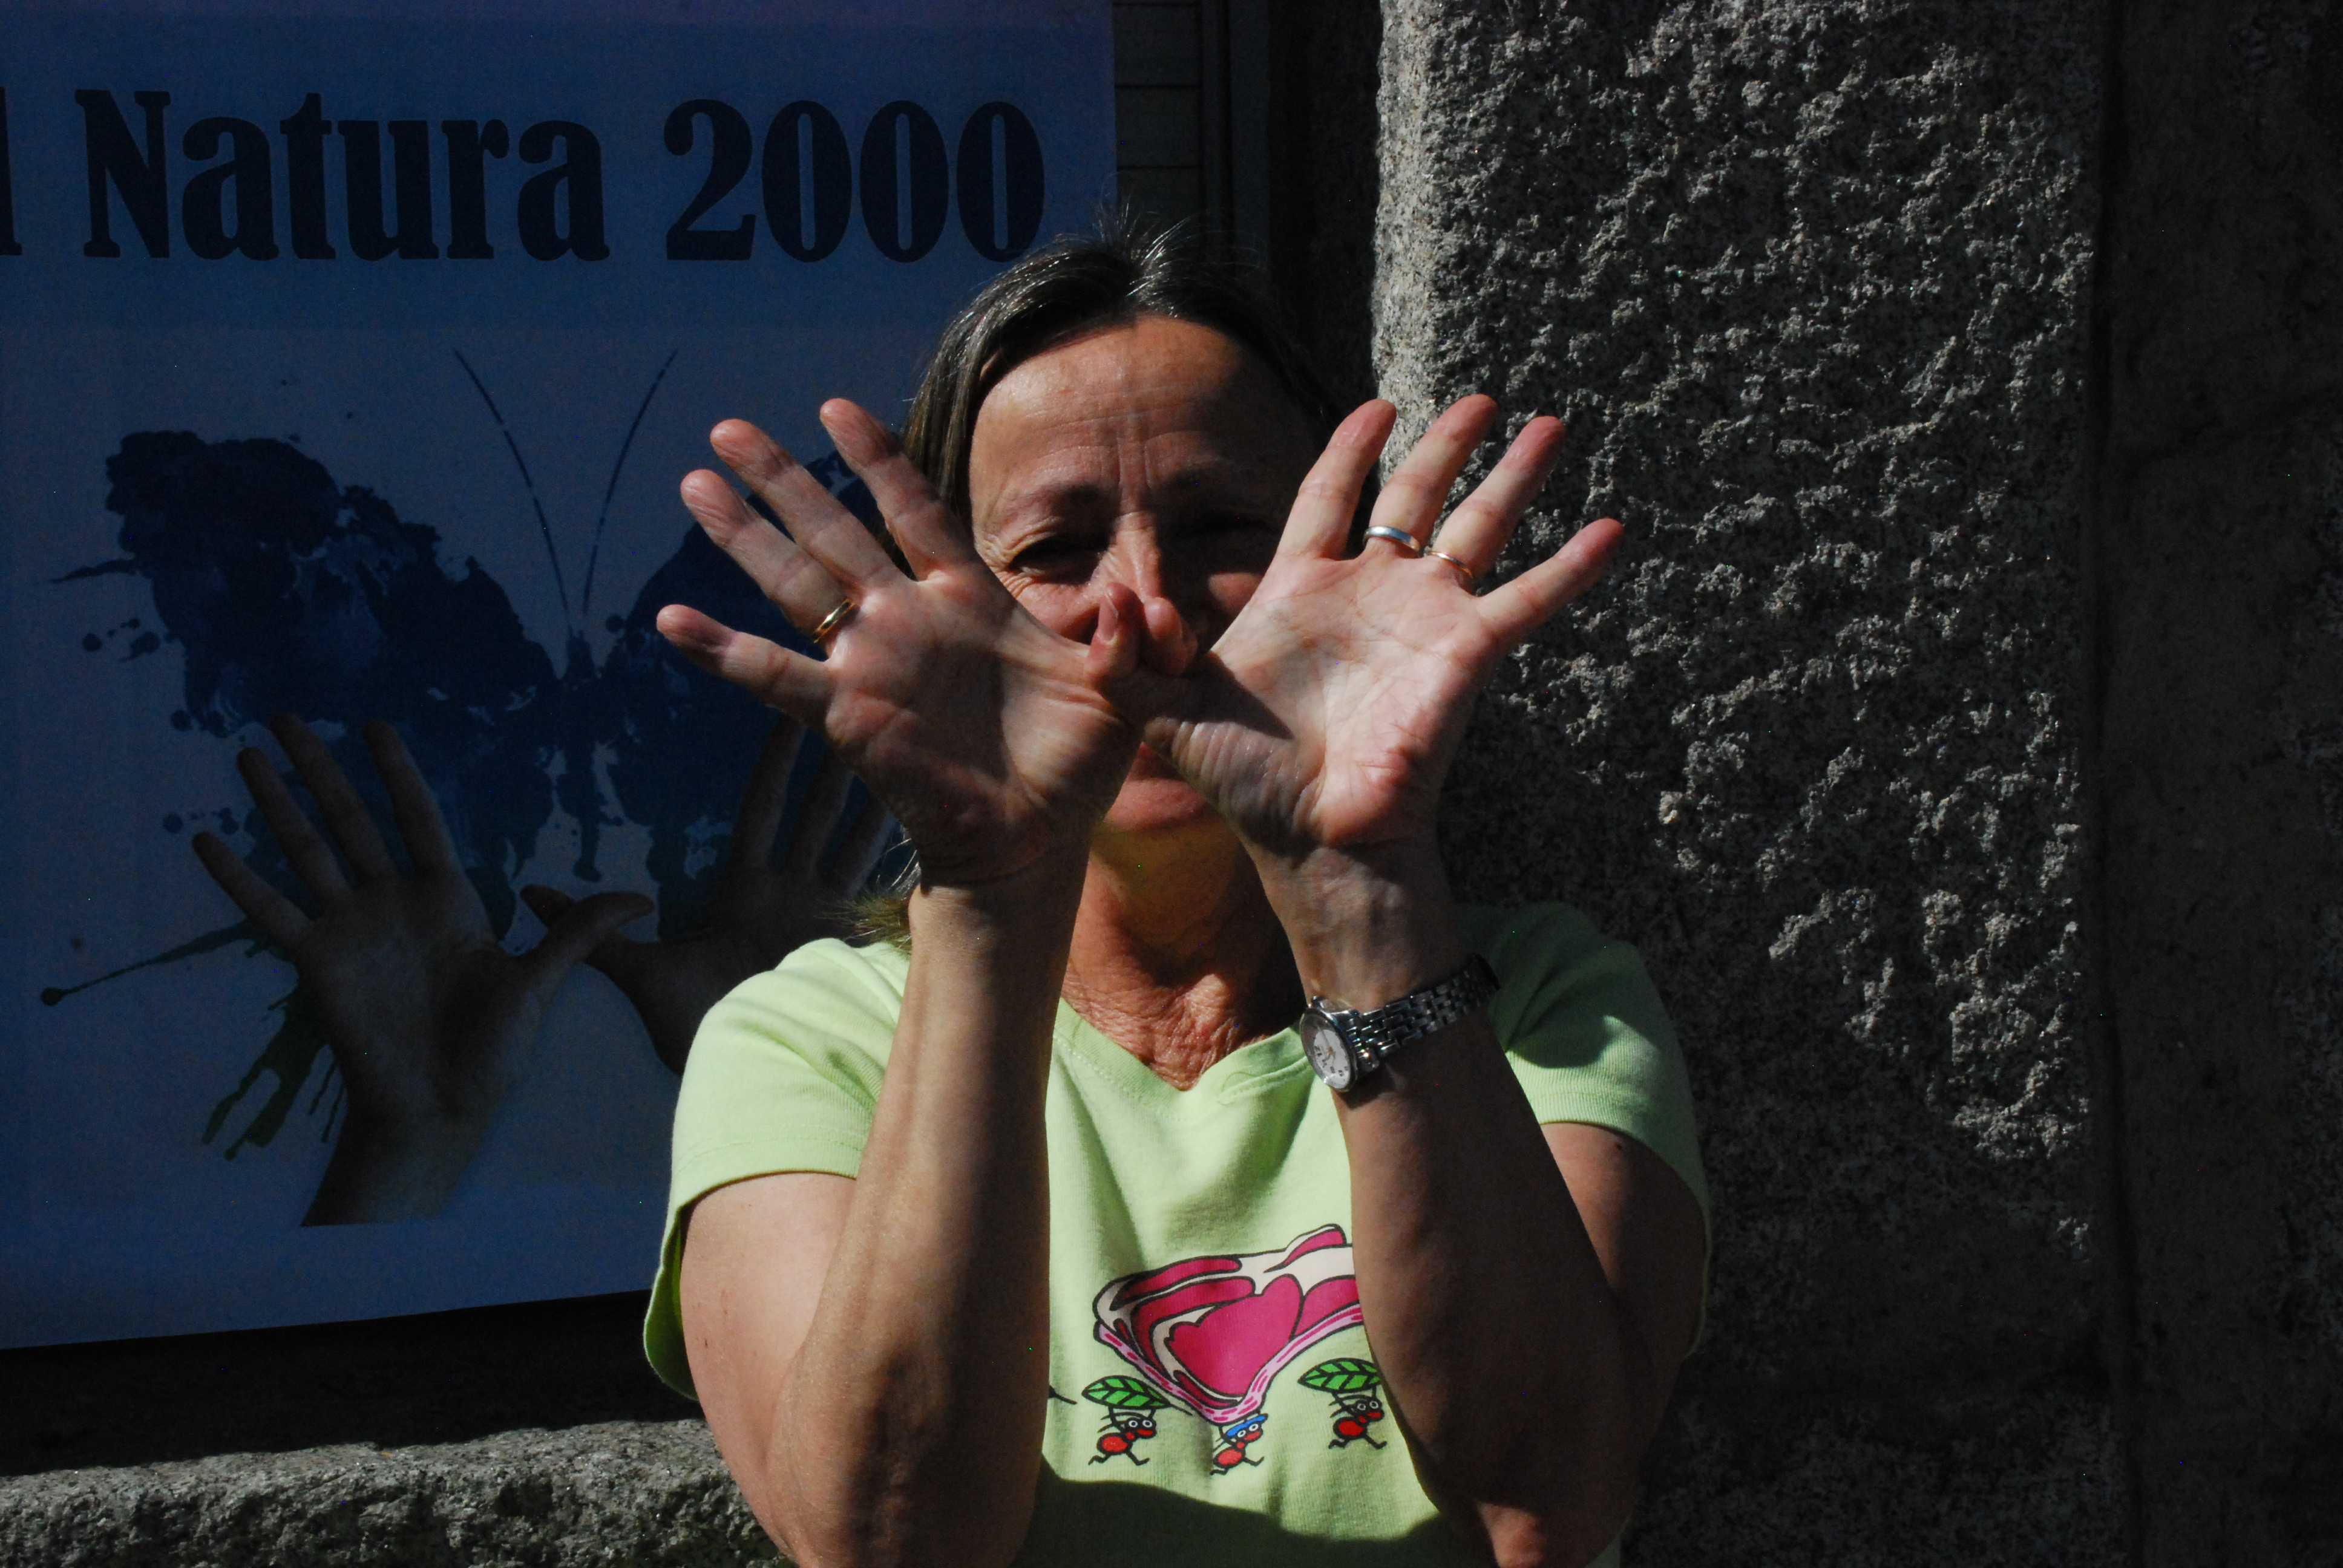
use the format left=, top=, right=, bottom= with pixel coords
left=1090, top=1224, right=1365, bottom=1450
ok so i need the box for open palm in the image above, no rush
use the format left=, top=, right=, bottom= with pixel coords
left=192, top=716, right=649, bottom=1222
left=523, top=716, right=892, bottom=1073
left=658, top=405, right=1139, bottom=887
left=1107, top=397, right=1624, bottom=862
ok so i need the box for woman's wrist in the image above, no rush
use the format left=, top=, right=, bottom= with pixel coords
left=304, top=1108, right=485, bottom=1224
left=1251, top=838, right=1466, bottom=1009
left=911, top=838, right=1091, bottom=929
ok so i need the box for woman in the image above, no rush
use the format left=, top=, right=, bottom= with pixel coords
left=643, top=226, right=1709, bottom=1568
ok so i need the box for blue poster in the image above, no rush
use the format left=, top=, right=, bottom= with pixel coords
left=0, top=0, right=1114, bottom=1345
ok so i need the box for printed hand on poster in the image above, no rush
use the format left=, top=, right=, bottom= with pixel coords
left=49, top=409, right=894, bottom=1221
left=521, top=717, right=893, bottom=1074
left=192, top=716, right=651, bottom=1224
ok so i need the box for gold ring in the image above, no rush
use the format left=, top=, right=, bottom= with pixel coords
left=811, top=598, right=857, bottom=642
left=1424, top=548, right=1475, bottom=589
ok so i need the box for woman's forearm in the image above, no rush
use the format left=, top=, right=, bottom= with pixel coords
left=759, top=850, right=1086, bottom=1568
left=1269, top=845, right=1661, bottom=1568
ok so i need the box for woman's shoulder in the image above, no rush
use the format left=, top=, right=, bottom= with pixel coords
left=717, top=934, right=910, bottom=1018
left=1452, top=900, right=1677, bottom=1045
left=1460, top=901, right=1708, bottom=1218
left=1455, top=901, right=1638, bottom=985
left=690, top=936, right=913, bottom=1076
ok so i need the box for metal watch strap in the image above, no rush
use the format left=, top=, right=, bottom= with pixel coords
left=1341, top=954, right=1501, bottom=1072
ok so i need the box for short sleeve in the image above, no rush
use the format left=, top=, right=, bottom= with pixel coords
left=1463, top=904, right=1711, bottom=1226
left=641, top=938, right=910, bottom=1397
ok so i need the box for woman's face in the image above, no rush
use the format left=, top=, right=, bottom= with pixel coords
left=965, top=315, right=1319, bottom=838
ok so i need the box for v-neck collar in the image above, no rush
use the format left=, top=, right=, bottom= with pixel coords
left=1050, top=1000, right=1313, bottom=1109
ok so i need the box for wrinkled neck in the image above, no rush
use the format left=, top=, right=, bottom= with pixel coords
left=1061, top=823, right=1304, bottom=1090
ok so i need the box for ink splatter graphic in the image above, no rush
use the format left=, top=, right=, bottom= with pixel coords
left=47, top=364, right=880, bottom=1156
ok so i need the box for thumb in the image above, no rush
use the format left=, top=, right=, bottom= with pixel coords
left=518, top=889, right=655, bottom=988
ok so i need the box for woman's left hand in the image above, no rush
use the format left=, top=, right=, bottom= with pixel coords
left=1101, top=395, right=1622, bottom=872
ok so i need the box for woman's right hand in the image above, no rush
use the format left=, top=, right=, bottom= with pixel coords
left=658, top=405, right=1136, bottom=888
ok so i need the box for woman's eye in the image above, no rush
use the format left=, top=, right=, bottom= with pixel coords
left=1010, top=535, right=1105, bottom=575
left=1190, top=512, right=1279, bottom=554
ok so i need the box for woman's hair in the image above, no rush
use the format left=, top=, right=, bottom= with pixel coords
left=852, top=214, right=1340, bottom=944
left=899, top=212, right=1340, bottom=512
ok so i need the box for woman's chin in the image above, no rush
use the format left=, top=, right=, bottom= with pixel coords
left=1100, top=772, right=1224, bottom=837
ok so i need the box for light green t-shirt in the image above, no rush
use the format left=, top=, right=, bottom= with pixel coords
left=646, top=903, right=1708, bottom=1567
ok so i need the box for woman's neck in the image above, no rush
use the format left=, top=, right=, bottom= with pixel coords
left=1060, top=823, right=1304, bottom=1090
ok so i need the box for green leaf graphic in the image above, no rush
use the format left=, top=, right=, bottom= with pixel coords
left=1299, top=1357, right=1383, bottom=1394
left=1083, top=1376, right=1170, bottom=1410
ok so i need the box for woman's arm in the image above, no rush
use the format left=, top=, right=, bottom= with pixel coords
left=683, top=853, right=1085, bottom=1567
left=656, top=406, right=1138, bottom=1567
left=1273, top=851, right=1706, bottom=1567
left=1104, top=395, right=1702, bottom=1564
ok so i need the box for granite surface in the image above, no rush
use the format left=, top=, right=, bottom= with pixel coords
left=0, top=1422, right=771, bottom=1568
left=2098, top=0, right=2343, bottom=1558
left=1372, top=0, right=2117, bottom=1558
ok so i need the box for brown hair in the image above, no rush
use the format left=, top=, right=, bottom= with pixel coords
left=899, top=212, right=1339, bottom=512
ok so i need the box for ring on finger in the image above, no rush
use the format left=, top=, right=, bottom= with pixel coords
left=1423, top=547, right=1476, bottom=589
left=812, top=598, right=857, bottom=642
left=1363, top=524, right=1423, bottom=555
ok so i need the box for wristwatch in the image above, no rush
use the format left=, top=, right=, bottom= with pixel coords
left=1298, top=955, right=1501, bottom=1091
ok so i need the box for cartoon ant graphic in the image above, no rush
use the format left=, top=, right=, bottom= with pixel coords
left=1299, top=1358, right=1388, bottom=1450
left=1209, top=1412, right=1267, bottom=1475
left=1081, top=1376, right=1168, bottom=1466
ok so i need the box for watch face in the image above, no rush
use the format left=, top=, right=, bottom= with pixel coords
left=1301, top=1012, right=1356, bottom=1091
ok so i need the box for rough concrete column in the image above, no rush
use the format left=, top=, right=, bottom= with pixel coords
left=2100, top=2, right=2343, bottom=1560
left=1373, top=2, right=2122, bottom=1560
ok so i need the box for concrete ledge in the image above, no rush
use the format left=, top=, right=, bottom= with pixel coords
left=0, top=1420, right=777, bottom=1568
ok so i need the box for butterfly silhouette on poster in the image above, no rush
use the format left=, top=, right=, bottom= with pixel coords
left=42, top=350, right=889, bottom=1172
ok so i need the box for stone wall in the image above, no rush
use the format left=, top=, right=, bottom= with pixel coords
left=1375, top=1, right=2116, bottom=1560
left=2099, top=0, right=2343, bottom=1558
left=0, top=1423, right=767, bottom=1568
left=1369, top=0, right=2343, bottom=1562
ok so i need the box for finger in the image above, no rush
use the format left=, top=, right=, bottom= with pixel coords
left=657, top=606, right=833, bottom=725
left=1276, top=401, right=1398, bottom=562
left=235, top=745, right=351, bottom=906
left=785, top=747, right=856, bottom=878
left=1427, top=414, right=1568, bottom=571
left=270, top=716, right=397, bottom=882
left=521, top=883, right=646, bottom=982
left=726, top=719, right=809, bottom=874
left=826, top=797, right=896, bottom=897
left=709, top=419, right=902, bottom=590
left=1476, top=517, right=1628, bottom=645
left=1364, top=395, right=1500, bottom=551
left=681, top=467, right=859, bottom=630
left=363, top=721, right=460, bottom=877
left=1088, top=585, right=1202, bottom=734
left=192, top=831, right=310, bottom=949
left=1085, top=583, right=1144, bottom=688
left=820, top=400, right=981, bottom=577
left=517, top=890, right=656, bottom=991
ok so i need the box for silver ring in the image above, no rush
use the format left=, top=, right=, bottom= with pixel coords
left=811, top=598, right=857, bottom=642
left=1423, top=548, right=1476, bottom=589
left=1363, top=524, right=1422, bottom=555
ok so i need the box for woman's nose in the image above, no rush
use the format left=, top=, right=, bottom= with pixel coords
left=1103, top=530, right=1211, bottom=633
